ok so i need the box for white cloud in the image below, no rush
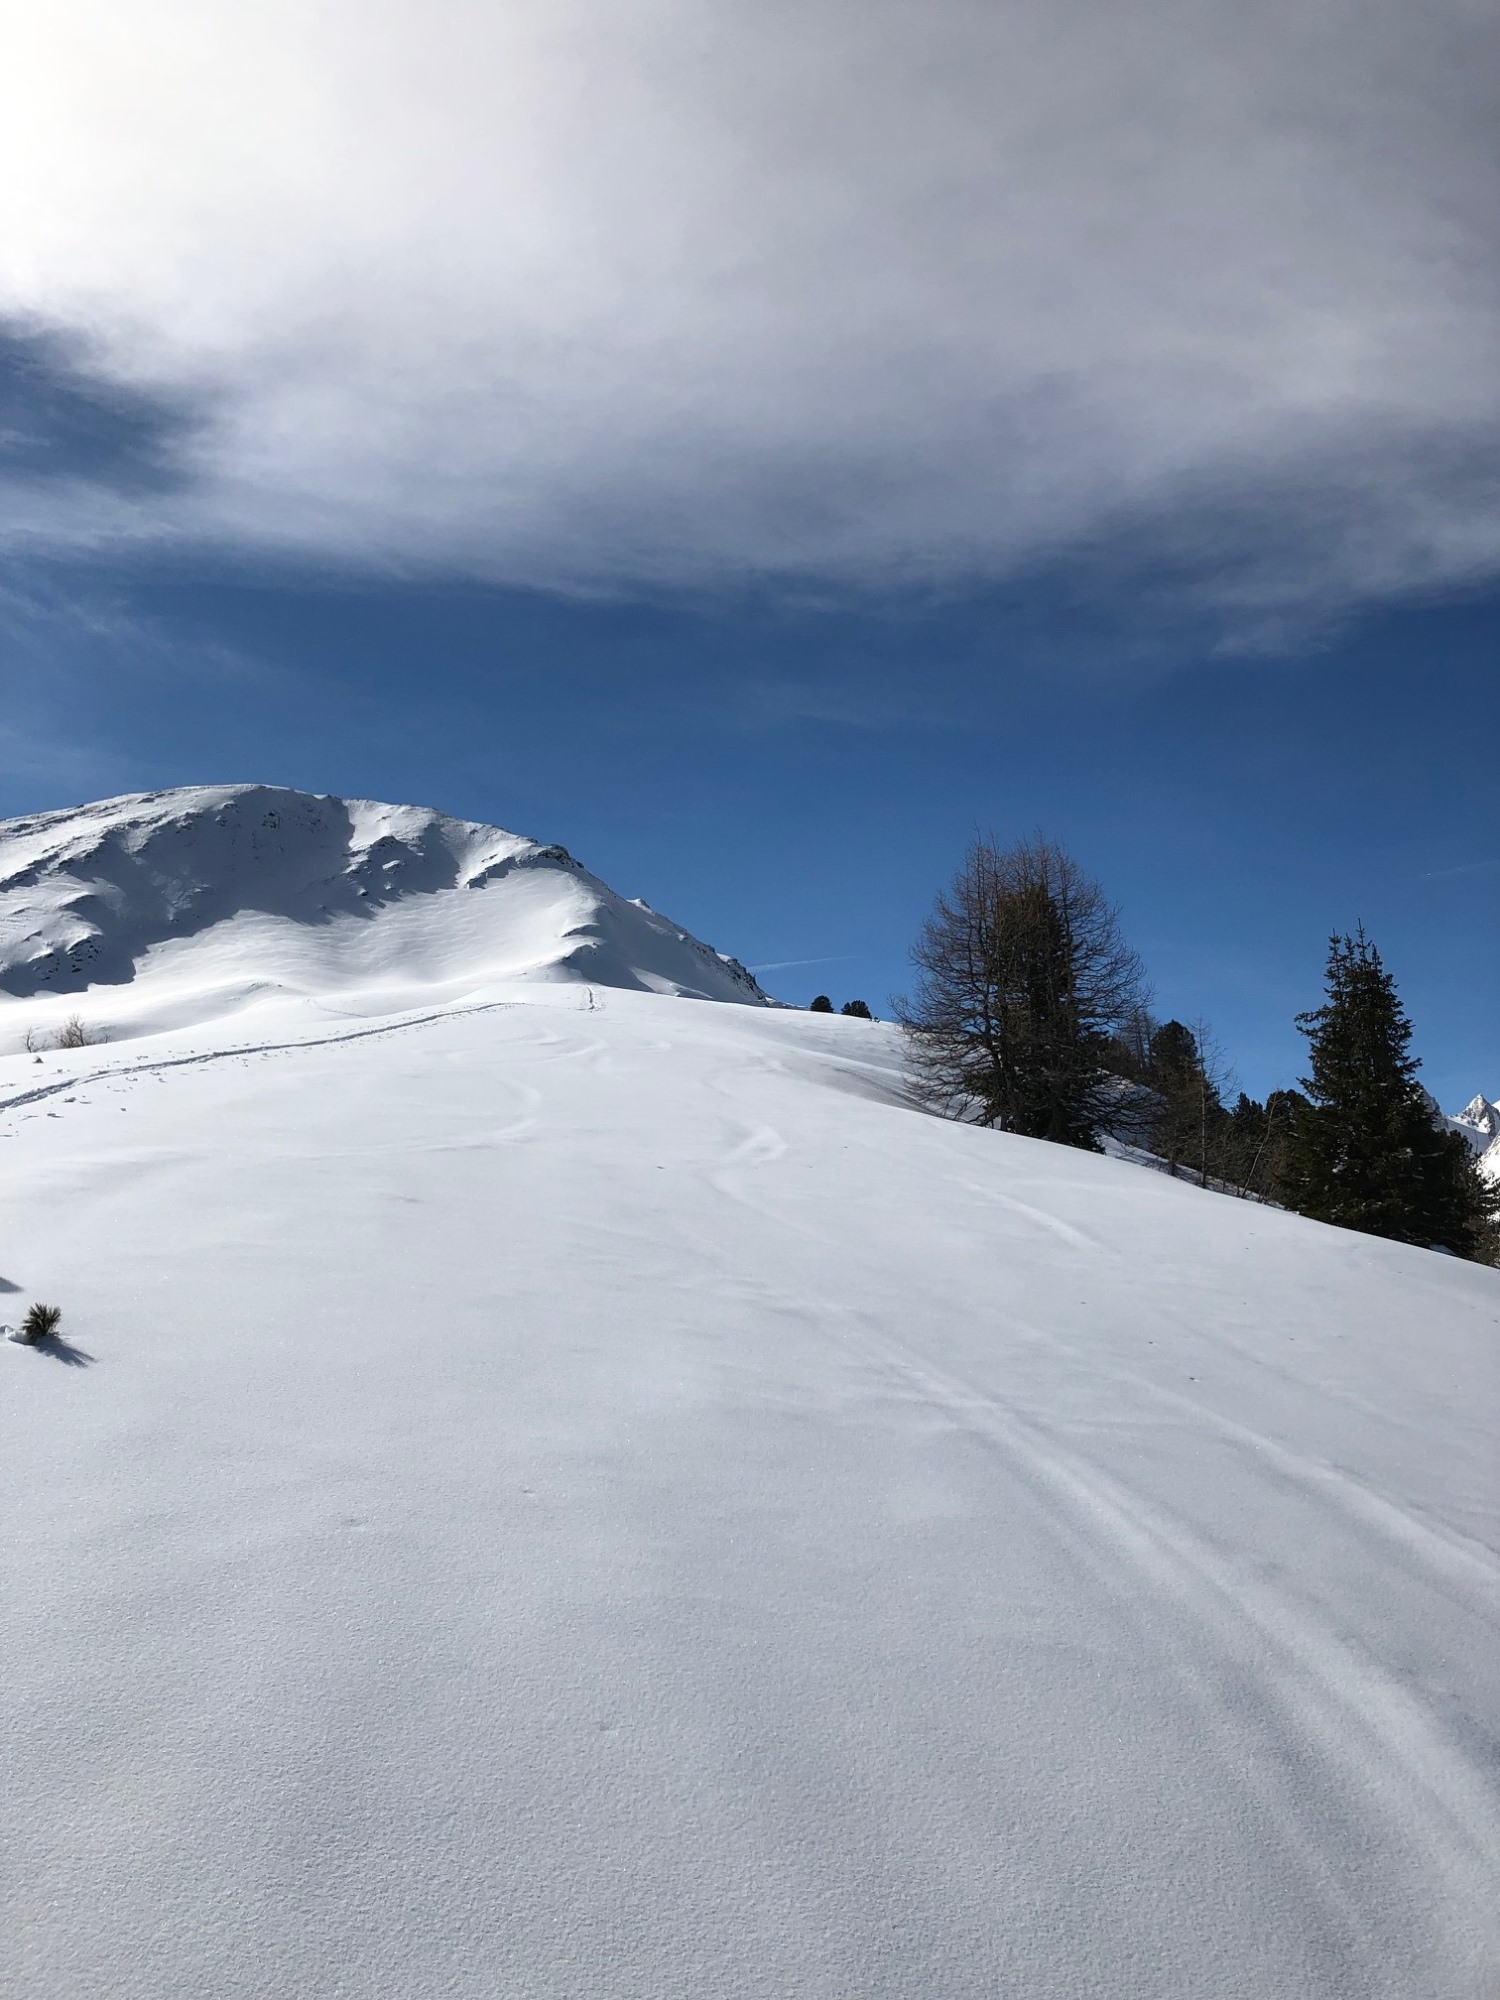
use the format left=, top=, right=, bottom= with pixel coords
left=1, top=0, right=1497, bottom=626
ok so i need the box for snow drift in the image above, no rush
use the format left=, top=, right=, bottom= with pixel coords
left=0, top=784, right=766, bottom=1043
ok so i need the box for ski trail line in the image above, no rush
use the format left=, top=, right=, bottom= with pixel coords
left=0, top=999, right=518, bottom=1122
left=719, top=1127, right=1500, bottom=1611
left=792, top=1302, right=1500, bottom=1994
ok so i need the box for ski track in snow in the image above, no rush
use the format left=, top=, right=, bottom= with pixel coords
left=0, top=998, right=519, bottom=1130
left=2, top=981, right=1497, bottom=1999
left=695, top=1025, right=1500, bottom=1992
left=951, top=1178, right=1101, bottom=1252
left=707, top=1099, right=1500, bottom=1858
left=710, top=1094, right=1500, bottom=1660
left=718, top=1124, right=790, bottom=1171
left=852, top=1330, right=1497, bottom=1935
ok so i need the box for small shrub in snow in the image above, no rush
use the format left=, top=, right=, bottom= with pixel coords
left=55, top=1016, right=90, bottom=1049
left=17, top=1303, right=62, bottom=1345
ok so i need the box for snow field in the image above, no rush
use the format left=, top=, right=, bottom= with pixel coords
left=1, top=985, right=1497, bottom=1999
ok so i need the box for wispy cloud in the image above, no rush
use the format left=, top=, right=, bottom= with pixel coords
left=1420, top=857, right=1500, bottom=880
left=1, top=0, right=1497, bottom=635
left=749, top=954, right=864, bottom=974
left=0, top=575, right=289, bottom=813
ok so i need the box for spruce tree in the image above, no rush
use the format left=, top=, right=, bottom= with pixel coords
left=1222, top=1089, right=1305, bottom=1203
left=1145, top=1020, right=1225, bottom=1181
left=1285, top=929, right=1496, bottom=1258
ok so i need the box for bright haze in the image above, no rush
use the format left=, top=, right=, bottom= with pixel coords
left=4, top=0, right=1499, bottom=619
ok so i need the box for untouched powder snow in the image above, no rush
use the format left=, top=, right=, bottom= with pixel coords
left=0, top=784, right=767, bottom=1043
left=1, top=980, right=1497, bottom=2000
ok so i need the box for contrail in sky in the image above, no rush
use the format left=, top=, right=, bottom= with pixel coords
left=749, top=954, right=863, bottom=974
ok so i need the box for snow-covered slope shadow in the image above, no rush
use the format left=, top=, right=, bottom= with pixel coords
left=0, top=784, right=767, bottom=1043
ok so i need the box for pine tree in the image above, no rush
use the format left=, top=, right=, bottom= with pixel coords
left=1221, top=1088, right=1305, bottom=1203
left=1285, top=930, right=1497, bottom=1258
left=840, top=999, right=873, bottom=1019
left=1143, top=1021, right=1213, bottom=1179
left=809, top=994, right=834, bottom=1013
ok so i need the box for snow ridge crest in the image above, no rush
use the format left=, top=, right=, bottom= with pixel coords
left=0, top=783, right=767, bottom=1030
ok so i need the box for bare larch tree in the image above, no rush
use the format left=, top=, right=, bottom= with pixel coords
left=897, top=835, right=1146, bottom=1150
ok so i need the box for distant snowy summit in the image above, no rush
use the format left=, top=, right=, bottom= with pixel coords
left=0, top=784, right=767, bottom=1041
left=1449, top=1094, right=1500, bottom=1184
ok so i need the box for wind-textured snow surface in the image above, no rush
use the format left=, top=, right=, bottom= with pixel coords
left=0, top=784, right=767, bottom=1040
left=2, top=983, right=1497, bottom=2000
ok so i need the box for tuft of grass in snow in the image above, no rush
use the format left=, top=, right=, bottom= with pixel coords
left=16, top=1302, right=61, bottom=1345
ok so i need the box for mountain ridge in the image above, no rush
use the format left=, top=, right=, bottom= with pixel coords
left=0, top=784, right=768, bottom=1043
left=1449, top=1092, right=1500, bottom=1184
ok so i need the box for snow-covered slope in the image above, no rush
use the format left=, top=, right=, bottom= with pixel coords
left=2, top=983, right=1497, bottom=2000
left=0, top=785, right=766, bottom=1044
left=1450, top=1093, right=1500, bottom=1184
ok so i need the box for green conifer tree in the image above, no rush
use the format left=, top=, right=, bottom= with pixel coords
left=1145, top=1021, right=1220, bottom=1179
left=809, top=994, right=834, bottom=1013
left=1222, top=1088, right=1305, bottom=1203
left=1285, top=929, right=1496, bottom=1258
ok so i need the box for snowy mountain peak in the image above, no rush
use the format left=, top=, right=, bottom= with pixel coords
left=0, top=784, right=767, bottom=1041
left=1445, top=1092, right=1500, bottom=1186
left=1451, top=1093, right=1500, bottom=1143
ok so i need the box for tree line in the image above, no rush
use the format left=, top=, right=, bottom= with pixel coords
left=810, top=994, right=874, bottom=1019
left=894, top=834, right=1497, bottom=1264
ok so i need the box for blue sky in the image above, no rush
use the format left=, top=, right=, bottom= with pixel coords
left=2, top=0, right=1497, bottom=1105
left=4, top=552, right=1495, bottom=1107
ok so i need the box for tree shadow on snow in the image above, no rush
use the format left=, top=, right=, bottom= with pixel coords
left=0, top=1276, right=21, bottom=1292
